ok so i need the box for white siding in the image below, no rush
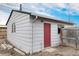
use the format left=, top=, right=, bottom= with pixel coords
left=7, top=11, right=32, bottom=53
left=43, top=21, right=60, bottom=47
left=51, top=23, right=60, bottom=47
left=32, top=20, right=60, bottom=52
left=33, top=20, right=44, bottom=52
left=7, top=11, right=60, bottom=53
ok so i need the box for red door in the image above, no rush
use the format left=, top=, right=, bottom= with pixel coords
left=44, top=23, right=51, bottom=47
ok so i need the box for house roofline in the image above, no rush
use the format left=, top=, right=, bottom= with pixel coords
left=6, top=10, right=31, bottom=25
left=6, top=10, right=74, bottom=25
left=38, top=16, right=74, bottom=25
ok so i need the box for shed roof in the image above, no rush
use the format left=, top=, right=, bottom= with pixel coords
left=6, top=10, right=74, bottom=25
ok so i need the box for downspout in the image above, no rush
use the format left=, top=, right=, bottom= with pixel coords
left=31, top=16, right=38, bottom=55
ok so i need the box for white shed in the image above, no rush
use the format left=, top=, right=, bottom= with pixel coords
left=6, top=10, right=74, bottom=54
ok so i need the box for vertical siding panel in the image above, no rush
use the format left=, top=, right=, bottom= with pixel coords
left=33, top=20, right=44, bottom=52
left=51, top=24, right=60, bottom=47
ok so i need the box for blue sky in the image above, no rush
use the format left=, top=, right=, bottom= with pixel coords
left=0, top=3, right=79, bottom=26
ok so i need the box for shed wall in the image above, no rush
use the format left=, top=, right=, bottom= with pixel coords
left=32, top=20, right=60, bottom=52
left=7, top=11, right=60, bottom=53
left=7, top=11, right=32, bottom=53
left=51, top=23, right=60, bottom=47
left=33, top=20, right=44, bottom=52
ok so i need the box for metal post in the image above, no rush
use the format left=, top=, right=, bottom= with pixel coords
left=75, top=30, right=78, bottom=49
left=31, top=20, right=33, bottom=55
left=20, top=4, right=22, bottom=11
left=30, top=16, right=38, bottom=55
left=68, top=3, right=71, bottom=22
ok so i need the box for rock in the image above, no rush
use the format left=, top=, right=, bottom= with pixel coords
left=6, top=44, right=13, bottom=50
left=0, top=44, right=7, bottom=50
left=13, top=48, right=26, bottom=56
left=0, top=43, right=13, bottom=50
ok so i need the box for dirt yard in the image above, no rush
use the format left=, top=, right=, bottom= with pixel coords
left=0, top=39, right=79, bottom=56
left=33, top=46, right=79, bottom=56
left=0, top=45, right=79, bottom=56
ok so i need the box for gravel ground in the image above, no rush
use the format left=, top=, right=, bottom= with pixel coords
left=0, top=50, right=11, bottom=56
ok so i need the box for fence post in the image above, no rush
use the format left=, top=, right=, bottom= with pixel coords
left=75, top=30, right=78, bottom=49
left=75, top=38, right=77, bottom=48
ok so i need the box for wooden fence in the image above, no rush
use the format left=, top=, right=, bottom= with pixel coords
left=62, top=28, right=79, bottom=49
left=0, top=27, right=7, bottom=39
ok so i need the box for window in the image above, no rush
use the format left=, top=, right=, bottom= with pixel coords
left=12, top=23, right=16, bottom=33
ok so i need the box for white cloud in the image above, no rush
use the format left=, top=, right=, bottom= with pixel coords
left=49, top=3, right=79, bottom=15
left=0, top=10, right=9, bottom=25
left=1, top=3, right=19, bottom=10
left=69, top=3, right=79, bottom=10
left=22, top=3, right=62, bottom=20
left=1, top=3, right=79, bottom=25
left=52, top=3, right=67, bottom=8
left=22, top=3, right=46, bottom=12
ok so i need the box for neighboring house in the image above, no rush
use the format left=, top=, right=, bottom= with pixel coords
left=0, top=25, right=7, bottom=39
left=6, top=10, right=74, bottom=54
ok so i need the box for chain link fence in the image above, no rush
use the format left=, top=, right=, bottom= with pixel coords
left=62, top=28, right=79, bottom=49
